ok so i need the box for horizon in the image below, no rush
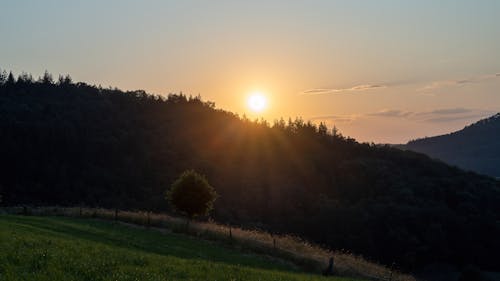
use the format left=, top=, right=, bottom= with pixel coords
left=2, top=0, right=500, bottom=143
left=3, top=68, right=499, bottom=145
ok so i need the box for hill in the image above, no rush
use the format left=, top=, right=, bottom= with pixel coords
left=0, top=215, right=357, bottom=281
left=0, top=71, right=499, bottom=274
left=405, top=113, right=500, bottom=178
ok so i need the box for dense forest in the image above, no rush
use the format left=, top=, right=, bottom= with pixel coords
left=404, top=113, right=500, bottom=178
left=1, top=70, right=499, bottom=274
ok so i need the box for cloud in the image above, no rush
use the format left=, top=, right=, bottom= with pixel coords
left=423, top=114, right=491, bottom=123
left=314, top=108, right=497, bottom=124
left=301, top=73, right=500, bottom=96
left=301, top=84, right=386, bottom=95
left=419, top=73, right=500, bottom=91
left=417, top=108, right=472, bottom=115
left=415, top=108, right=495, bottom=123
left=367, top=107, right=496, bottom=123
left=309, top=114, right=358, bottom=123
left=420, top=80, right=472, bottom=91
left=365, top=108, right=469, bottom=119
left=350, top=84, right=385, bottom=91
left=368, top=109, right=413, bottom=118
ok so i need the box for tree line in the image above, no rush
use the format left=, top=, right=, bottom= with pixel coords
left=0, top=70, right=499, bottom=274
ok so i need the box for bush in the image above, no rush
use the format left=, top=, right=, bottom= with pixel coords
left=166, top=170, right=217, bottom=220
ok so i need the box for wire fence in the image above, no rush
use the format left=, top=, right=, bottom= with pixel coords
left=0, top=206, right=417, bottom=281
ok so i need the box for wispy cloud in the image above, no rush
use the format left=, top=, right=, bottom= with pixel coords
left=309, top=114, right=359, bottom=123
left=423, top=114, right=490, bottom=123
left=416, top=108, right=473, bottom=116
left=368, top=109, right=413, bottom=118
left=313, top=108, right=497, bottom=124
left=416, top=108, right=494, bottom=123
left=301, top=84, right=386, bottom=95
left=302, top=72, right=500, bottom=96
left=368, top=107, right=496, bottom=123
left=419, top=73, right=500, bottom=91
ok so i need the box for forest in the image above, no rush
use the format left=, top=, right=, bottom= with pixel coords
left=0, top=70, right=499, bottom=274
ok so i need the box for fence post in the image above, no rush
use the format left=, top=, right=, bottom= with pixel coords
left=229, top=225, right=232, bottom=240
left=147, top=211, right=151, bottom=228
left=322, top=257, right=334, bottom=276
left=270, top=233, right=277, bottom=250
left=389, top=262, right=395, bottom=281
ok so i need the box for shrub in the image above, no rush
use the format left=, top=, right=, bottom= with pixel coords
left=166, top=170, right=217, bottom=220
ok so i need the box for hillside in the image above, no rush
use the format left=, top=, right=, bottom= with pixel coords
left=405, top=113, right=500, bottom=178
left=0, top=215, right=357, bottom=281
left=0, top=73, right=499, bottom=274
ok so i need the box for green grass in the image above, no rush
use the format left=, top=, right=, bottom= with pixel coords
left=0, top=215, right=359, bottom=281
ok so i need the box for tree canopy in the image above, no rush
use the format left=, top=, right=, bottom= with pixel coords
left=166, top=170, right=217, bottom=219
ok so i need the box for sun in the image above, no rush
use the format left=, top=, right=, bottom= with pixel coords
left=247, top=92, right=268, bottom=112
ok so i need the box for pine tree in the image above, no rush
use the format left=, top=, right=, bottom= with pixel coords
left=0, top=70, right=7, bottom=85
left=40, top=70, right=54, bottom=84
left=6, top=71, right=16, bottom=85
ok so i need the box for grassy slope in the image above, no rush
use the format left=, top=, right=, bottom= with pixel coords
left=0, top=215, right=358, bottom=281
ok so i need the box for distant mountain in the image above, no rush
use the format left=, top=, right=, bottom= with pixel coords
left=405, top=113, right=500, bottom=178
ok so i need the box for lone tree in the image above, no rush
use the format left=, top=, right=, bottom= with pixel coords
left=166, top=170, right=217, bottom=224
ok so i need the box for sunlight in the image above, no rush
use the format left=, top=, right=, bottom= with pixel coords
left=247, top=92, right=268, bottom=113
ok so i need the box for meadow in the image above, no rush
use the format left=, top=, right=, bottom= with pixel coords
left=2, top=81, right=498, bottom=273
left=0, top=207, right=415, bottom=281
left=0, top=214, right=362, bottom=281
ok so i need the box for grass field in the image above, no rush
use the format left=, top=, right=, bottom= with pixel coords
left=0, top=215, right=360, bottom=281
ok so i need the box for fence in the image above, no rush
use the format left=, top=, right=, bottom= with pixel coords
left=0, top=206, right=417, bottom=281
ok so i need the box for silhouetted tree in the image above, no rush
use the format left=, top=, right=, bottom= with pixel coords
left=318, top=122, right=328, bottom=136
left=5, top=71, right=15, bottom=85
left=40, top=70, right=54, bottom=84
left=17, top=72, right=33, bottom=85
left=0, top=70, right=7, bottom=84
left=57, top=74, right=72, bottom=85
left=166, top=170, right=217, bottom=223
left=273, top=118, right=286, bottom=130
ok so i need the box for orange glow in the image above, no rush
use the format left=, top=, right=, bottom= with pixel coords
left=247, top=92, right=268, bottom=113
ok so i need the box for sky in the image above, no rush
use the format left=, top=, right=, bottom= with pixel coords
left=1, top=0, right=499, bottom=143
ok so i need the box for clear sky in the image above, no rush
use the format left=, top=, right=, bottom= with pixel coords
left=1, top=0, right=499, bottom=143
